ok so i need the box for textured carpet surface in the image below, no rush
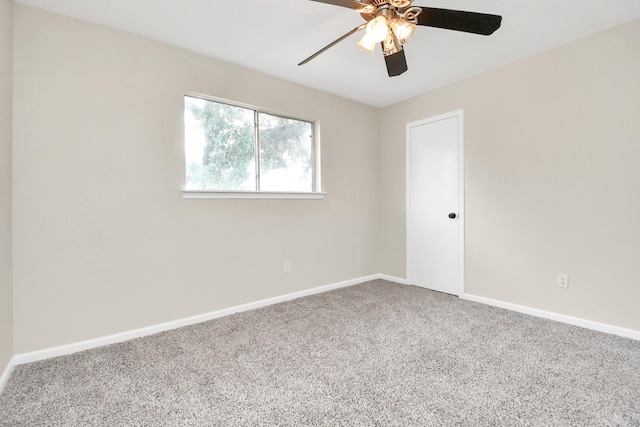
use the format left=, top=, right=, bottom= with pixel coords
left=1, top=280, right=639, bottom=426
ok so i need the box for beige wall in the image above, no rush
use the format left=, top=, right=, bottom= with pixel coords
left=379, top=19, right=640, bottom=330
left=12, top=5, right=380, bottom=353
left=9, top=4, right=640, bottom=355
left=0, top=0, right=14, bottom=372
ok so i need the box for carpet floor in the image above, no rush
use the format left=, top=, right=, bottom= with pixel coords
left=1, top=279, right=639, bottom=426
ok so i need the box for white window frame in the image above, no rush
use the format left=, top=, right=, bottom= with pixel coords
left=181, top=93, right=324, bottom=200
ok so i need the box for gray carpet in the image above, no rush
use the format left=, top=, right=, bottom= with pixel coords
left=1, top=280, right=639, bottom=426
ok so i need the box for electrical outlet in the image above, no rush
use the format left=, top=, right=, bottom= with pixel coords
left=558, top=274, right=569, bottom=289
left=284, top=262, right=291, bottom=274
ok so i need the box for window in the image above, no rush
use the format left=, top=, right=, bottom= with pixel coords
left=183, top=95, right=320, bottom=197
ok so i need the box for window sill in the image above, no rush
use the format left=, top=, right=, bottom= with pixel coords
left=182, top=190, right=326, bottom=200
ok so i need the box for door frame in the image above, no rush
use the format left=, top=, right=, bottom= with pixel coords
left=406, top=109, right=465, bottom=296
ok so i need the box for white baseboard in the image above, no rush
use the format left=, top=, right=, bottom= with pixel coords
left=12, top=274, right=635, bottom=374
left=461, top=293, right=640, bottom=341
left=13, top=274, right=389, bottom=366
left=0, top=356, right=16, bottom=395
left=377, top=274, right=409, bottom=285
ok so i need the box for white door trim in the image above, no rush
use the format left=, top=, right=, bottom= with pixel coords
left=406, top=109, right=465, bottom=296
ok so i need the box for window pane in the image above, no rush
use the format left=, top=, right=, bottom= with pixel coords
left=184, top=96, right=256, bottom=191
left=258, top=113, right=313, bottom=192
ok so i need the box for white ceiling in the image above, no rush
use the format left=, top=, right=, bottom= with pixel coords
left=15, top=0, right=640, bottom=107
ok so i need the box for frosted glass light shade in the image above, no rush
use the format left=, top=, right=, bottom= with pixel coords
left=391, top=19, right=416, bottom=44
left=366, top=15, right=389, bottom=43
left=357, top=33, right=376, bottom=54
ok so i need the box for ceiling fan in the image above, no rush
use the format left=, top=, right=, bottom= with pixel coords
left=298, top=0, right=502, bottom=77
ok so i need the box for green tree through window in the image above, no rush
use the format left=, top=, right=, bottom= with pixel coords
left=185, top=96, right=314, bottom=192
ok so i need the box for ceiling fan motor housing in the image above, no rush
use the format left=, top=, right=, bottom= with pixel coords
left=361, top=0, right=421, bottom=25
left=389, top=0, right=412, bottom=7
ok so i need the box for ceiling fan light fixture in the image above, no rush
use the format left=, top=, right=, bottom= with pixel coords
left=357, top=33, right=377, bottom=54
left=366, top=15, right=389, bottom=43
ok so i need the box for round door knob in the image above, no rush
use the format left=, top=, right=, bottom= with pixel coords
left=448, top=213, right=457, bottom=219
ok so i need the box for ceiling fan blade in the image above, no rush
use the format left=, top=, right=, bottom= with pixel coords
left=384, top=49, right=408, bottom=77
left=308, top=0, right=370, bottom=11
left=298, top=24, right=366, bottom=66
left=417, top=7, right=502, bottom=36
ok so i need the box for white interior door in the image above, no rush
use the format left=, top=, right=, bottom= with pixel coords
left=407, top=110, right=464, bottom=296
